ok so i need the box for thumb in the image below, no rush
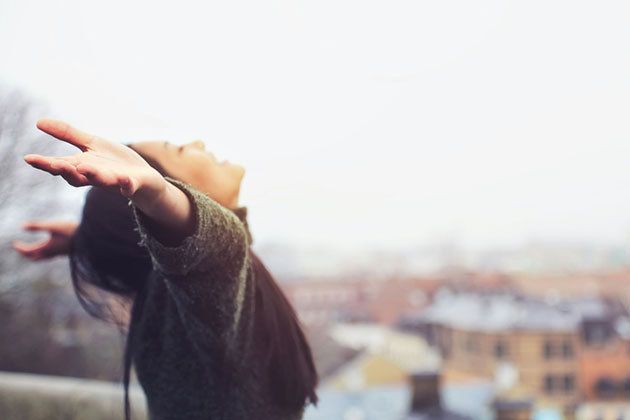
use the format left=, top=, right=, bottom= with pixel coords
left=22, top=220, right=74, bottom=234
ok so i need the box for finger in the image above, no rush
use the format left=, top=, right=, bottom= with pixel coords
left=52, top=160, right=90, bottom=187
left=118, top=175, right=138, bottom=198
left=36, top=119, right=96, bottom=151
left=24, top=154, right=64, bottom=175
left=25, top=154, right=83, bottom=174
left=61, top=172, right=90, bottom=187
left=76, top=163, right=119, bottom=188
left=12, top=240, right=48, bottom=259
left=23, top=221, right=73, bottom=233
left=13, top=239, right=48, bottom=253
left=23, top=221, right=54, bottom=232
left=57, top=155, right=81, bottom=166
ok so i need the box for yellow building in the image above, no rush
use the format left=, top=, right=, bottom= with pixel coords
left=414, top=293, right=611, bottom=408
left=323, top=323, right=441, bottom=390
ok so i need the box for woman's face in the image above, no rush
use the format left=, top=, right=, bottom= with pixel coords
left=130, top=140, right=245, bottom=209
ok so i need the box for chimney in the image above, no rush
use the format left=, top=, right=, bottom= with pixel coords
left=409, top=371, right=441, bottom=412
left=493, top=398, right=533, bottom=420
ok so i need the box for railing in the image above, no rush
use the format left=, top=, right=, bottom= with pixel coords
left=0, top=372, right=147, bottom=420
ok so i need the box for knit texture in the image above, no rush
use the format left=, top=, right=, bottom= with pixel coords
left=131, top=177, right=305, bottom=420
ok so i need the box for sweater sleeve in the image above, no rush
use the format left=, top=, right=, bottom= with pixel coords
left=131, top=176, right=248, bottom=276
left=130, top=177, right=251, bottom=343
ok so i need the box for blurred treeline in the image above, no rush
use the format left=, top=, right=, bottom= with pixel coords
left=0, top=86, right=124, bottom=382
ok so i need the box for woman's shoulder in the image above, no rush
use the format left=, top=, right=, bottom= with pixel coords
left=132, top=177, right=250, bottom=276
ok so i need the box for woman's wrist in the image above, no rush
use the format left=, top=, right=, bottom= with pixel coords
left=129, top=173, right=169, bottom=213
left=131, top=178, right=195, bottom=246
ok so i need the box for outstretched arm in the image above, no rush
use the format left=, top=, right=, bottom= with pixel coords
left=24, top=119, right=195, bottom=246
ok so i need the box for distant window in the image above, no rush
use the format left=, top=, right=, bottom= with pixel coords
left=562, top=341, right=574, bottom=358
left=544, top=375, right=554, bottom=393
left=595, top=378, right=617, bottom=399
left=563, top=375, right=575, bottom=392
left=544, top=341, right=554, bottom=359
left=495, top=341, right=508, bottom=359
left=589, top=326, right=607, bottom=343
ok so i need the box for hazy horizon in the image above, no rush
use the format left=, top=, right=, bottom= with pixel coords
left=2, top=0, right=630, bottom=250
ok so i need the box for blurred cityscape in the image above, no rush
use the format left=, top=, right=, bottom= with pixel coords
left=2, top=241, right=630, bottom=419
left=283, top=265, right=630, bottom=419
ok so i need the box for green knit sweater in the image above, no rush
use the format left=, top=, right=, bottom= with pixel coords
left=130, top=177, right=305, bottom=420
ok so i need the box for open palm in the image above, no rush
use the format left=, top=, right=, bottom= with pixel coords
left=25, top=119, right=164, bottom=199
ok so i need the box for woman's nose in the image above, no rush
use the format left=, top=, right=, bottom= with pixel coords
left=188, top=140, right=206, bottom=151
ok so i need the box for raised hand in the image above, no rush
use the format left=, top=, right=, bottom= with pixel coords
left=13, top=220, right=78, bottom=260
left=25, top=119, right=166, bottom=200
left=25, top=119, right=195, bottom=244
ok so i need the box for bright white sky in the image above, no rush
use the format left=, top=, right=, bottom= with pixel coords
left=1, top=0, right=629, bottom=250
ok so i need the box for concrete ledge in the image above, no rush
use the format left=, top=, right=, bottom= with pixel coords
left=0, top=372, right=147, bottom=420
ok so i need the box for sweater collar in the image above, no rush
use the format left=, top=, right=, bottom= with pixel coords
left=230, top=206, right=253, bottom=245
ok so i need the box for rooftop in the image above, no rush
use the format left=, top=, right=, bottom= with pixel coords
left=418, top=292, right=611, bottom=332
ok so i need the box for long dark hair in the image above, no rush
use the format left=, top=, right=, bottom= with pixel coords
left=69, top=149, right=318, bottom=419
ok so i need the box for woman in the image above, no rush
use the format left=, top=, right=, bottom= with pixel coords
left=14, top=119, right=318, bottom=420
